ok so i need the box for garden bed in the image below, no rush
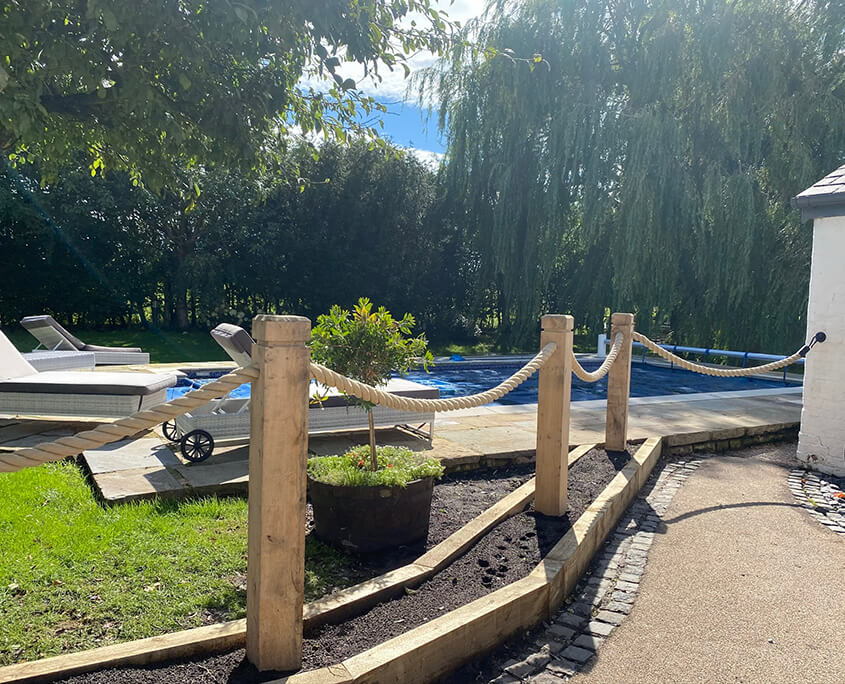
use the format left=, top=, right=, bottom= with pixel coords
left=56, top=445, right=631, bottom=683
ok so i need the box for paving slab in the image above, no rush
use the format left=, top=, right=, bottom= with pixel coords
left=173, top=459, right=249, bottom=492
left=10, top=386, right=803, bottom=504
left=84, top=438, right=181, bottom=474
left=92, top=466, right=184, bottom=503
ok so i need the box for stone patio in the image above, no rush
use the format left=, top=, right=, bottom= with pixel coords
left=25, top=385, right=803, bottom=504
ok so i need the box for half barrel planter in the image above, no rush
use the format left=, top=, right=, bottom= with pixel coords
left=308, top=476, right=435, bottom=552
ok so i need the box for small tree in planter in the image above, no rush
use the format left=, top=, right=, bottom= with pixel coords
left=310, top=297, right=434, bottom=469
left=308, top=298, right=444, bottom=552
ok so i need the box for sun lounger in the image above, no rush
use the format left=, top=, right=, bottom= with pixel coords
left=20, top=315, right=150, bottom=365
left=163, top=323, right=437, bottom=461
left=22, top=351, right=96, bottom=372
left=0, top=331, right=175, bottom=418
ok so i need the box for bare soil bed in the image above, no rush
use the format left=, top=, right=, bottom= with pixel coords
left=61, top=446, right=632, bottom=684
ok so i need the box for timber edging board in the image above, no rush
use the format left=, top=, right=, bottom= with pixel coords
left=289, top=436, right=663, bottom=684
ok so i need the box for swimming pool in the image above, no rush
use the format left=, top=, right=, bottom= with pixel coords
left=167, top=358, right=796, bottom=405
left=403, top=359, right=793, bottom=405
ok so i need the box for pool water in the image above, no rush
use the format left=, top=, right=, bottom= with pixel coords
left=404, top=360, right=791, bottom=405
left=167, top=360, right=794, bottom=405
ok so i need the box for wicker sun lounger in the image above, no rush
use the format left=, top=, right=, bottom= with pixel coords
left=21, top=351, right=96, bottom=372
left=164, top=323, right=438, bottom=462
left=20, top=315, right=150, bottom=365
left=0, top=331, right=175, bottom=418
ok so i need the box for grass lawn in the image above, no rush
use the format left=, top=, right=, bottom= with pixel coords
left=4, top=327, right=599, bottom=365
left=0, top=462, right=363, bottom=666
left=3, top=328, right=228, bottom=364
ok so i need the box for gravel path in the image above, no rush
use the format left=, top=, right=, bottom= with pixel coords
left=572, top=442, right=845, bottom=683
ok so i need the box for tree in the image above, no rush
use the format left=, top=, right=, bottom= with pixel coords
left=430, top=0, right=845, bottom=350
left=310, top=298, right=432, bottom=470
left=0, top=0, right=455, bottom=189
left=0, top=141, right=472, bottom=336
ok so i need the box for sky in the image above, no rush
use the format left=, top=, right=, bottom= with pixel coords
left=331, top=0, right=488, bottom=166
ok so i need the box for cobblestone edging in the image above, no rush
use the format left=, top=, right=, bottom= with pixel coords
left=486, top=458, right=704, bottom=684
left=787, top=468, right=845, bottom=537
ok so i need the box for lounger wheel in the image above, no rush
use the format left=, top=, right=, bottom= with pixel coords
left=161, top=421, right=179, bottom=442
left=180, top=430, right=215, bottom=463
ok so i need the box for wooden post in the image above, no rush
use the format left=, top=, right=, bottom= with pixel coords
left=535, top=314, right=573, bottom=516
left=246, top=315, right=310, bottom=671
left=605, top=312, right=634, bottom=452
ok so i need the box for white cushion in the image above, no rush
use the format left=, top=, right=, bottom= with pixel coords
left=0, top=331, right=37, bottom=379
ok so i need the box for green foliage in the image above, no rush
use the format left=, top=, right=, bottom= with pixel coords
left=310, top=297, right=434, bottom=469
left=310, top=297, right=433, bottom=389
left=0, top=0, right=456, bottom=190
left=307, top=446, right=445, bottom=487
left=0, top=142, right=468, bottom=338
left=429, top=0, right=844, bottom=351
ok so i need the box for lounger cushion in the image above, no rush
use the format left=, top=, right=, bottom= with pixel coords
left=0, top=331, right=37, bottom=379
left=21, top=315, right=86, bottom=350
left=211, top=324, right=254, bottom=367
left=0, top=371, right=177, bottom=396
left=21, top=316, right=144, bottom=354
left=81, top=343, right=144, bottom=353
left=313, top=377, right=439, bottom=407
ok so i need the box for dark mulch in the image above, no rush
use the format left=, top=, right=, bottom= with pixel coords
left=61, top=446, right=632, bottom=684
left=332, top=462, right=538, bottom=580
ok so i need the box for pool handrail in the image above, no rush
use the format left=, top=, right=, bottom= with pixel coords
left=596, top=334, right=805, bottom=367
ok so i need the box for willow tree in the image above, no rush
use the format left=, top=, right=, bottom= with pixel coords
left=430, top=0, right=844, bottom=350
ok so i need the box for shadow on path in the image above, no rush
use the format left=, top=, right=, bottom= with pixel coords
left=660, top=500, right=802, bottom=526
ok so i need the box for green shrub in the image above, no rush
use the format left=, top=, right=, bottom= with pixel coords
left=310, top=298, right=433, bottom=470
left=307, top=445, right=444, bottom=487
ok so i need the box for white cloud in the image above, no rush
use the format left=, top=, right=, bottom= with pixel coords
left=403, top=147, right=445, bottom=168
left=295, top=1, right=487, bottom=155
left=301, top=0, right=488, bottom=103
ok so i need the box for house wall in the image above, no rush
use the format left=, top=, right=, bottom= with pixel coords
left=798, top=214, right=845, bottom=476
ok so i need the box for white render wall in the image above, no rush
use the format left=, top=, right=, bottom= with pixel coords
left=797, top=215, right=845, bottom=476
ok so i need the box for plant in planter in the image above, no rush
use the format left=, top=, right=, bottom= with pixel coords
left=308, top=298, right=443, bottom=551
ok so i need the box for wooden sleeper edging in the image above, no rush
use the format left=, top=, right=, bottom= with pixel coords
left=275, top=437, right=663, bottom=684
left=0, top=445, right=580, bottom=684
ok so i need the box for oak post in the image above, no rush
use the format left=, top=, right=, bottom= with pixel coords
left=535, top=314, right=573, bottom=516
left=246, top=315, right=310, bottom=671
left=605, top=312, right=634, bottom=452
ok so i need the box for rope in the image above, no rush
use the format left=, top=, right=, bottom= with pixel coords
left=0, top=366, right=259, bottom=473
left=632, top=332, right=804, bottom=377
left=572, top=332, right=624, bottom=382
left=310, top=343, right=557, bottom=412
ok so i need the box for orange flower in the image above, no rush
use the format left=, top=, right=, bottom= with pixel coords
left=357, top=459, right=365, bottom=467
left=834, top=492, right=845, bottom=499
left=388, top=463, right=393, bottom=468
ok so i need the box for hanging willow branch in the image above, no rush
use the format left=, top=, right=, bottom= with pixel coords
left=423, top=0, right=844, bottom=350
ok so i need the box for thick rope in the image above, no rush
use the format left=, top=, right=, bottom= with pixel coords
left=572, top=332, right=624, bottom=382
left=310, top=343, right=557, bottom=412
left=0, top=366, right=258, bottom=473
left=632, top=332, right=803, bottom=377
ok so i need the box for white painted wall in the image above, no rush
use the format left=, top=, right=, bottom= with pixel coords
left=798, top=215, right=845, bottom=476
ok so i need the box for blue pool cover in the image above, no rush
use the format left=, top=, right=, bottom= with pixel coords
left=167, top=359, right=795, bottom=405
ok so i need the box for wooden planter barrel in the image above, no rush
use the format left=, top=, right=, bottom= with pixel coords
left=308, top=476, right=435, bottom=552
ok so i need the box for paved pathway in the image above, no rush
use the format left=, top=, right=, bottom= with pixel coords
left=478, top=443, right=845, bottom=683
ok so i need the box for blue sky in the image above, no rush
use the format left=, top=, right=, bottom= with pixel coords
left=377, top=101, right=446, bottom=156
left=321, top=0, right=485, bottom=165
